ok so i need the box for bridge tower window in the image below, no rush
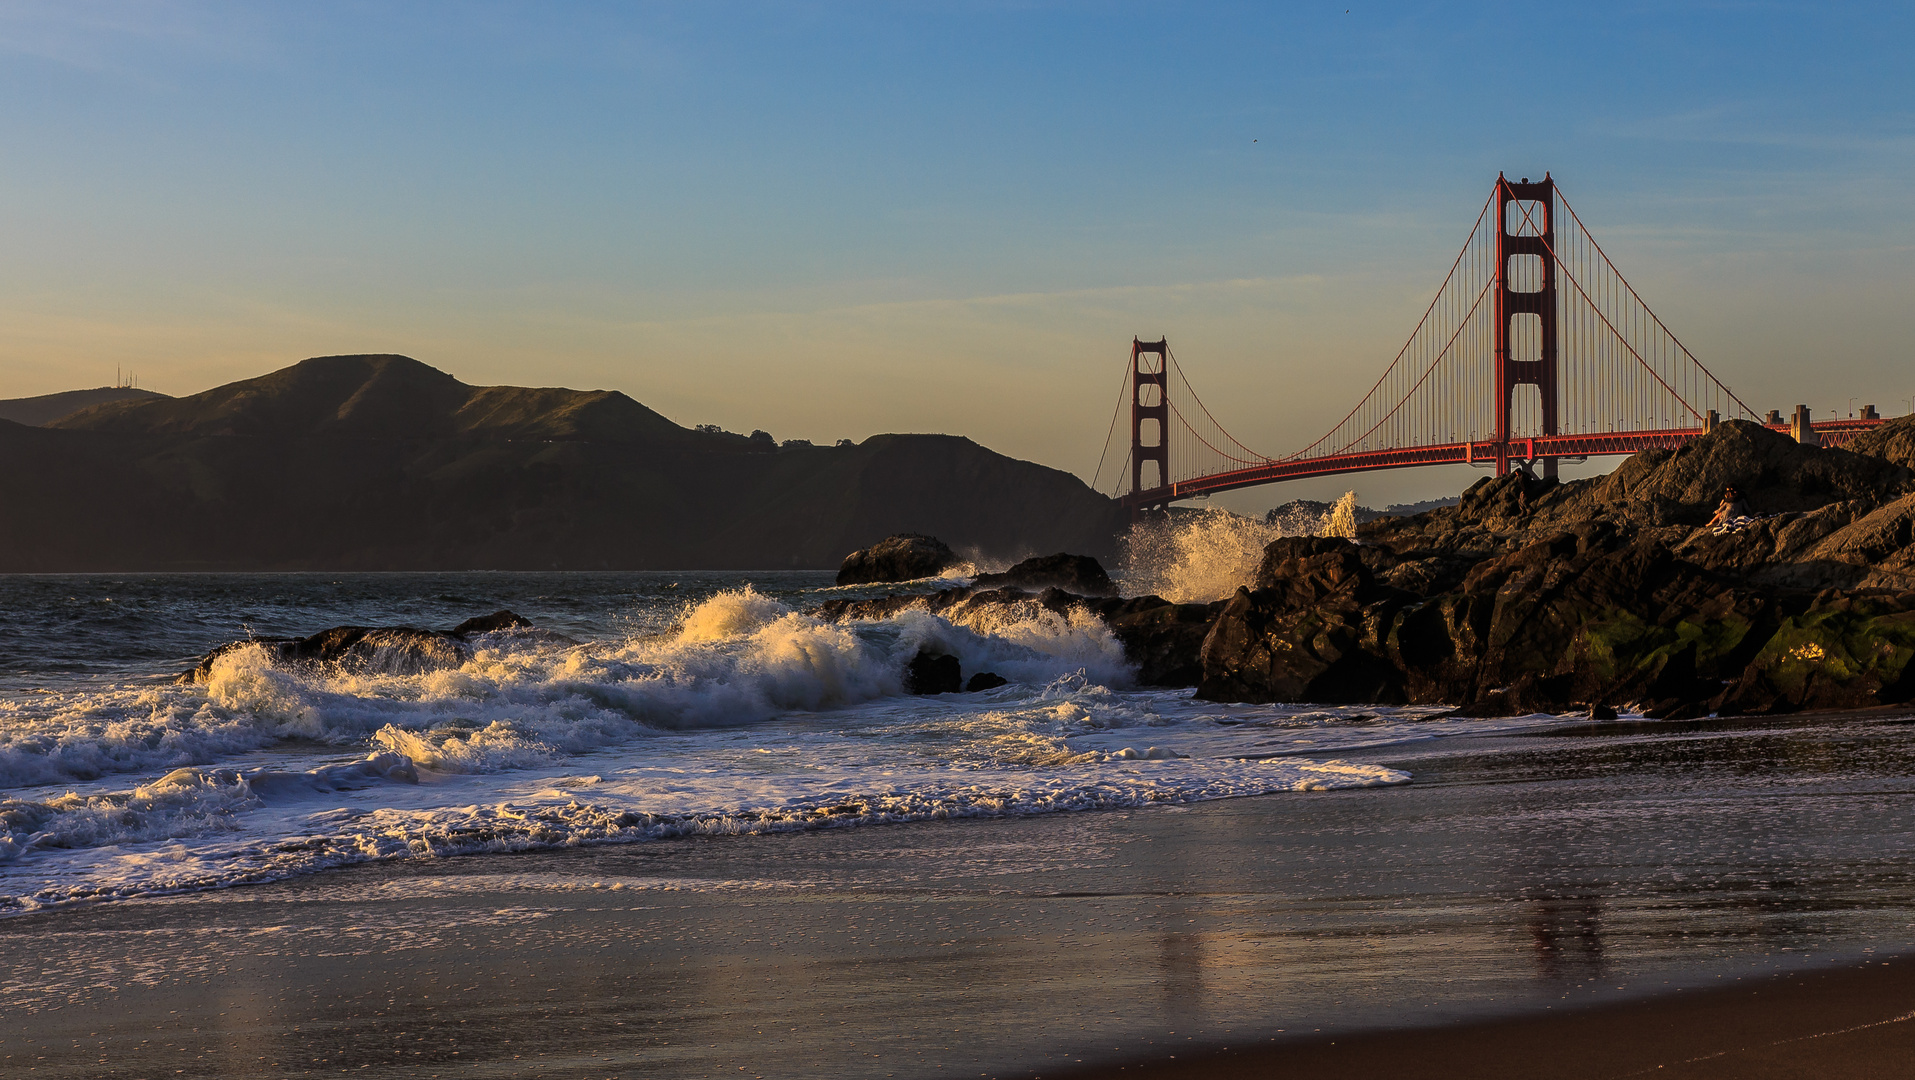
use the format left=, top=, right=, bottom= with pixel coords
left=1506, top=253, right=1546, bottom=294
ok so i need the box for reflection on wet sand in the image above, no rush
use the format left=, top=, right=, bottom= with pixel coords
left=1157, top=930, right=1205, bottom=1016
left=1525, top=897, right=1607, bottom=983
left=4, top=712, right=1915, bottom=1078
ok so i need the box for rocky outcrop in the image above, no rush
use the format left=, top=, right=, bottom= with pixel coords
left=1197, top=420, right=1915, bottom=717
left=179, top=609, right=533, bottom=683
left=1362, top=421, right=1913, bottom=573
left=1716, top=592, right=1915, bottom=713
left=900, top=651, right=1008, bottom=694
left=1781, top=492, right=1915, bottom=591
left=810, top=419, right=1915, bottom=717
left=450, top=610, right=535, bottom=636
left=1196, top=526, right=1912, bottom=717
left=971, top=553, right=1114, bottom=595
left=1846, top=414, right=1915, bottom=471
left=1197, top=538, right=1412, bottom=704
left=905, top=650, right=963, bottom=694
left=836, top=534, right=961, bottom=585
left=1097, top=595, right=1223, bottom=687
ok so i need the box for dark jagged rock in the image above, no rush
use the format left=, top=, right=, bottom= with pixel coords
left=906, top=651, right=962, bottom=694
left=451, top=609, right=534, bottom=636
left=1844, top=413, right=1915, bottom=472
left=814, top=419, right=1915, bottom=717
left=1766, top=492, right=1915, bottom=592
left=1203, top=525, right=1801, bottom=715
left=971, top=553, right=1115, bottom=595
left=1716, top=591, right=1915, bottom=714
left=1198, top=539, right=1411, bottom=705
left=812, top=591, right=943, bottom=623
left=1363, top=421, right=1915, bottom=579
left=180, top=627, right=464, bottom=684
left=1095, top=595, right=1224, bottom=687
left=966, top=672, right=1009, bottom=692
left=1195, top=420, right=1915, bottom=716
left=179, top=610, right=536, bottom=684
left=1376, top=551, right=1477, bottom=597
left=836, top=534, right=961, bottom=585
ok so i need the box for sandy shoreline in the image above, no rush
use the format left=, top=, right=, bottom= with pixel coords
left=6, top=712, right=1915, bottom=1078
left=1041, top=955, right=1915, bottom=1079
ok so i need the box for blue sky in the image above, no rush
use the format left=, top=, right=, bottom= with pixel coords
left=3, top=1, right=1910, bottom=508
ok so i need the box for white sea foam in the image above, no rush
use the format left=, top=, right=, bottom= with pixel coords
left=1118, top=509, right=1288, bottom=603
left=1325, top=490, right=1360, bottom=539
left=0, top=750, right=1407, bottom=911
left=370, top=723, right=560, bottom=773
left=1, top=584, right=1505, bottom=914
left=1118, top=500, right=1360, bottom=602
left=0, top=752, right=419, bottom=864
left=677, top=584, right=791, bottom=642
left=1, top=590, right=933, bottom=786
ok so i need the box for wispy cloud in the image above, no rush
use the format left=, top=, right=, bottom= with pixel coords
left=0, top=0, right=268, bottom=76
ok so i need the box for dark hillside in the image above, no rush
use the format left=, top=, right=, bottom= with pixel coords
left=0, top=386, right=169, bottom=427
left=3, top=355, right=1122, bottom=571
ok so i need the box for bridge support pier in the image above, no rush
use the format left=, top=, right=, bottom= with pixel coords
left=1791, top=404, right=1820, bottom=446
left=1495, top=173, right=1561, bottom=477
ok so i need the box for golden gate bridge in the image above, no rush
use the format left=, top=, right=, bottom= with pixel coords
left=1097, top=174, right=1889, bottom=510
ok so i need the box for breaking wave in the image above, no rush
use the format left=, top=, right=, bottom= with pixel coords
left=0, top=582, right=1431, bottom=914
left=1117, top=497, right=1358, bottom=602
left=0, top=588, right=1130, bottom=789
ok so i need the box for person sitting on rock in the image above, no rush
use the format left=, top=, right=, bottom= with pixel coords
left=1707, top=485, right=1751, bottom=527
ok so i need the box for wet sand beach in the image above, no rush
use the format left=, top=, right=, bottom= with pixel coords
left=1054, top=956, right=1915, bottom=1079
left=6, top=711, right=1915, bottom=1078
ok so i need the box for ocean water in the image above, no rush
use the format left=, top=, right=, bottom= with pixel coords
left=14, top=571, right=1915, bottom=1080
left=0, top=569, right=1576, bottom=914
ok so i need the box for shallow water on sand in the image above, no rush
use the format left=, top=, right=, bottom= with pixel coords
left=4, top=710, right=1914, bottom=1078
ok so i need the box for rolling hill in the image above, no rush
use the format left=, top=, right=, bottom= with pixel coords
left=0, top=386, right=170, bottom=427
left=1, top=355, right=1124, bottom=571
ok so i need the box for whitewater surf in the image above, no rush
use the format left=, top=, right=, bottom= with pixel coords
left=0, top=567, right=1548, bottom=913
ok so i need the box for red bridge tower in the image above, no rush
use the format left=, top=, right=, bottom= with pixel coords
left=1495, top=173, right=1560, bottom=477
left=1130, top=338, right=1169, bottom=497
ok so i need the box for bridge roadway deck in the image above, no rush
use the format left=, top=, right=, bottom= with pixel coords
left=1124, top=419, right=1889, bottom=509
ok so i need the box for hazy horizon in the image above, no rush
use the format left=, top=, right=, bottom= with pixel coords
left=4, top=2, right=1911, bottom=510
